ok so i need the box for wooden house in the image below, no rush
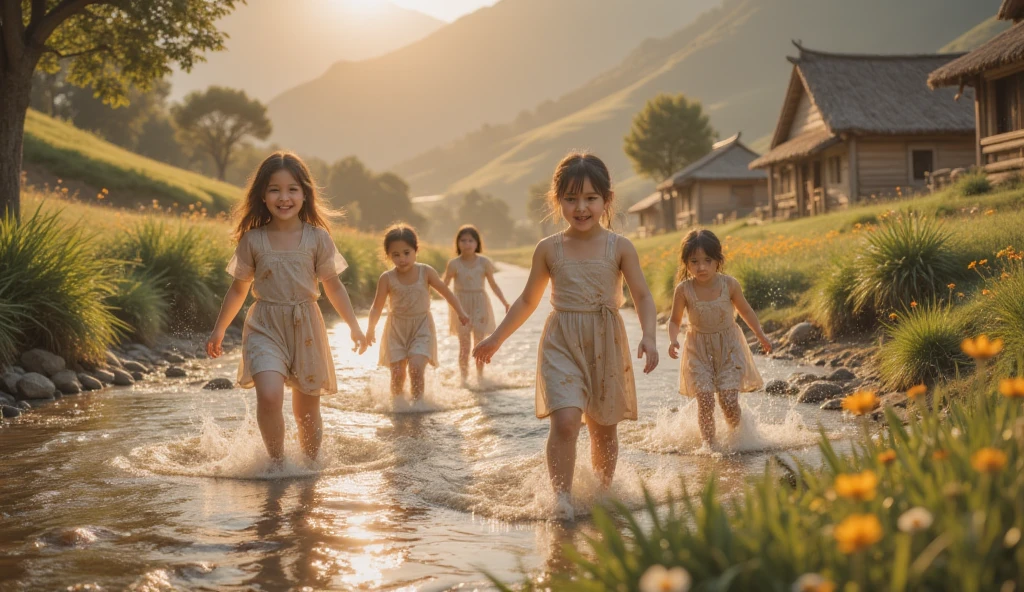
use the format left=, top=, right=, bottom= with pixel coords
left=628, top=133, right=767, bottom=236
left=750, top=44, right=977, bottom=218
left=928, top=0, right=1024, bottom=181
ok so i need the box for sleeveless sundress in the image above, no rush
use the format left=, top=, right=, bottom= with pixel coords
left=536, top=231, right=637, bottom=425
left=448, top=257, right=496, bottom=339
left=379, top=263, right=438, bottom=367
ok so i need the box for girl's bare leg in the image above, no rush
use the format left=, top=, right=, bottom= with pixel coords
left=473, top=333, right=485, bottom=378
left=390, top=360, right=408, bottom=397
left=457, top=330, right=471, bottom=382
left=292, top=388, right=323, bottom=460
left=718, top=390, right=741, bottom=428
left=546, top=407, right=583, bottom=495
left=696, top=390, right=717, bottom=446
left=253, top=371, right=287, bottom=462
left=408, top=355, right=428, bottom=400
left=584, top=416, right=619, bottom=489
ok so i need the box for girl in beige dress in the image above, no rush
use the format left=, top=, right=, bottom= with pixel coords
left=473, top=152, right=659, bottom=522
left=667, top=229, right=772, bottom=449
left=207, top=151, right=367, bottom=464
left=366, top=224, right=469, bottom=400
left=443, top=225, right=510, bottom=381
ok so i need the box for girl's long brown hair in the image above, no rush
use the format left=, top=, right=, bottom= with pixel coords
left=232, top=151, right=340, bottom=241
left=676, top=228, right=725, bottom=281
left=546, top=151, right=615, bottom=228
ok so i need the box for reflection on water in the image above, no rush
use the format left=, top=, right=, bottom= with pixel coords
left=0, top=264, right=853, bottom=590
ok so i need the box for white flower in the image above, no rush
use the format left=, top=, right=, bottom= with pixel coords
left=793, top=573, right=832, bottom=592
left=898, top=507, right=934, bottom=533
left=639, top=564, right=691, bottom=592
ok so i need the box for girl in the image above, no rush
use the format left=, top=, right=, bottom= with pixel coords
left=207, top=151, right=367, bottom=464
left=473, top=152, right=659, bottom=522
left=443, top=225, right=510, bottom=381
left=366, top=224, right=469, bottom=400
left=667, top=229, right=772, bottom=449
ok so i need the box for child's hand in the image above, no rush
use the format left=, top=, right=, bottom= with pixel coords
left=458, top=312, right=470, bottom=326
left=206, top=330, right=225, bottom=358
left=758, top=334, right=773, bottom=354
left=668, top=339, right=681, bottom=360
left=473, top=335, right=502, bottom=364
left=350, top=326, right=367, bottom=354
left=503, top=302, right=511, bottom=313
left=637, top=336, right=659, bottom=374
left=366, top=327, right=376, bottom=346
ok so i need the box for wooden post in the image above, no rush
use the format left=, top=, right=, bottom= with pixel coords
left=975, top=75, right=983, bottom=169
left=694, top=182, right=703, bottom=225
left=767, top=164, right=776, bottom=220
left=848, top=138, right=860, bottom=203
left=794, top=163, right=805, bottom=218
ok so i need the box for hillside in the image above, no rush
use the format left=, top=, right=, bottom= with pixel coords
left=169, top=0, right=444, bottom=102
left=940, top=15, right=1010, bottom=52
left=265, top=0, right=719, bottom=167
left=396, top=0, right=1001, bottom=213
left=22, top=110, right=239, bottom=212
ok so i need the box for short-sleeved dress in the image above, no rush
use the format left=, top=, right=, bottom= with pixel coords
left=379, top=263, right=438, bottom=367
left=536, top=231, right=637, bottom=426
left=448, top=256, right=496, bottom=340
left=226, top=223, right=348, bottom=396
left=678, top=274, right=763, bottom=397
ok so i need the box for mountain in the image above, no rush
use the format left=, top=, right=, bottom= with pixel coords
left=940, top=15, right=1010, bottom=52
left=265, top=0, right=720, bottom=167
left=169, top=0, right=444, bottom=102
left=394, top=0, right=1002, bottom=212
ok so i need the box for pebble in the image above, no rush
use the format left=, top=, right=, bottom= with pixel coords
left=130, top=371, right=144, bottom=381
left=165, top=367, right=187, bottom=378
left=0, top=392, right=15, bottom=406
left=164, top=352, right=186, bottom=364
left=786, top=322, right=816, bottom=345
left=797, top=381, right=845, bottom=404
left=826, top=368, right=856, bottom=382
left=765, top=379, right=789, bottom=396
left=51, top=370, right=83, bottom=394
left=203, top=378, right=234, bottom=390
left=1, top=404, right=20, bottom=418
left=820, top=399, right=844, bottom=411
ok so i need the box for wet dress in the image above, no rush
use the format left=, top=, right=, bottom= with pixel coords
left=227, top=223, right=347, bottom=396
left=448, top=256, right=496, bottom=340
left=677, top=274, right=763, bottom=397
left=378, top=263, right=438, bottom=367
left=536, top=231, right=637, bottom=425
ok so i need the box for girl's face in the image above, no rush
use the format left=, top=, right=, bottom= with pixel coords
left=264, top=169, right=304, bottom=222
left=388, top=240, right=417, bottom=272
left=458, top=233, right=478, bottom=255
left=685, top=248, right=720, bottom=281
left=559, top=177, right=608, bottom=233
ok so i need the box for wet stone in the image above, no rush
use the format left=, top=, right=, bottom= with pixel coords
left=51, top=370, right=83, bottom=394
left=131, top=371, right=144, bottom=382
left=20, top=349, right=66, bottom=376
left=1, top=404, right=21, bottom=418
left=797, top=381, right=845, bottom=404
left=104, top=351, right=123, bottom=368
left=78, top=373, right=103, bottom=391
left=92, top=369, right=116, bottom=384
left=0, top=371, right=20, bottom=394
left=203, top=378, right=234, bottom=390
left=111, top=369, right=134, bottom=386
left=765, top=379, right=789, bottom=396
left=164, top=352, right=186, bottom=364
left=821, top=399, right=844, bottom=411
left=165, top=367, right=187, bottom=378
left=16, top=373, right=57, bottom=400
left=122, top=360, right=148, bottom=373
left=786, top=322, right=816, bottom=345
left=0, top=392, right=15, bottom=406
left=826, top=368, right=856, bottom=382
left=17, top=400, right=31, bottom=410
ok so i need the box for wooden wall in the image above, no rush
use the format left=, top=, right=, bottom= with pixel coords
left=856, top=136, right=975, bottom=197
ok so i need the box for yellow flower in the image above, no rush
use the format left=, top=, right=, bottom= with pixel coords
left=969, top=261, right=977, bottom=270
left=834, top=470, right=878, bottom=501
left=986, top=209, right=995, bottom=215
left=982, top=289, right=991, bottom=296
left=877, top=449, right=897, bottom=465
left=971, top=448, right=1008, bottom=473
left=906, top=384, right=927, bottom=399
left=639, top=565, right=691, bottom=592
left=980, top=259, right=989, bottom=266
left=842, top=391, right=878, bottom=416
left=889, top=313, right=898, bottom=320
left=961, top=335, right=1004, bottom=360
left=792, top=574, right=836, bottom=592
left=932, top=449, right=949, bottom=461
left=957, top=292, right=965, bottom=299
left=897, top=507, right=934, bottom=533
left=999, top=377, right=1024, bottom=398
left=1001, top=272, right=1011, bottom=280
left=947, top=283, right=956, bottom=290
left=834, top=514, right=883, bottom=554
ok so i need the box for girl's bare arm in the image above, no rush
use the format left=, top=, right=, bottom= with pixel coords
left=618, top=238, right=659, bottom=373
left=427, top=266, right=468, bottom=323
left=365, top=272, right=390, bottom=345
left=207, top=279, right=252, bottom=357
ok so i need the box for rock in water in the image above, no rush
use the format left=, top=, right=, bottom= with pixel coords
left=203, top=378, right=234, bottom=390
left=92, top=369, right=116, bottom=384
left=786, top=322, right=816, bottom=345
left=165, top=367, right=187, bottom=378
left=16, top=373, right=57, bottom=400
left=765, top=379, right=789, bottom=396
left=51, top=370, right=83, bottom=394
left=20, top=349, right=66, bottom=376
left=1, top=404, right=21, bottom=418
left=111, top=369, right=134, bottom=386
left=820, top=399, right=844, bottom=410
left=797, top=381, right=844, bottom=404
left=826, top=368, right=856, bottom=382
left=78, top=373, right=103, bottom=391
left=122, top=360, right=149, bottom=374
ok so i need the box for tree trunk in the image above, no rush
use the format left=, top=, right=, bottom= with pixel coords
left=0, top=68, right=33, bottom=221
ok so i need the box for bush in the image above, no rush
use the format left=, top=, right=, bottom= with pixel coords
left=954, top=170, right=992, bottom=197
left=0, top=206, right=125, bottom=361
left=731, top=258, right=810, bottom=310
left=851, top=214, right=965, bottom=315
left=106, top=219, right=229, bottom=334
left=107, top=269, right=170, bottom=346
left=810, top=259, right=875, bottom=339
left=0, top=278, right=33, bottom=366
left=878, top=304, right=973, bottom=390
left=513, top=377, right=1024, bottom=591
left=983, top=255, right=1024, bottom=375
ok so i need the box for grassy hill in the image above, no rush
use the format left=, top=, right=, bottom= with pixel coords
left=396, top=0, right=1001, bottom=213
left=265, top=0, right=719, bottom=167
left=22, top=109, right=240, bottom=212
left=940, top=15, right=1010, bottom=52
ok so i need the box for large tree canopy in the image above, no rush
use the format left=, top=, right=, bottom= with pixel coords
left=624, top=93, right=716, bottom=182
left=0, top=0, right=240, bottom=218
left=172, top=86, right=271, bottom=181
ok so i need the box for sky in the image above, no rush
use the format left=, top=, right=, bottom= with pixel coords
left=388, top=0, right=499, bottom=22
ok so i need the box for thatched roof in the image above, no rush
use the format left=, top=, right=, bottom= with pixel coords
left=627, top=191, right=663, bottom=214
left=999, top=0, right=1024, bottom=21
left=655, top=133, right=766, bottom=191
left=928, top=21, right=1024, bottom=88
left=752, top=44, right=975, bottom=168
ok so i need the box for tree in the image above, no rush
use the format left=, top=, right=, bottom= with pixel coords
left=325, top=156, right=423, bottom=232
left=527, top=180, right=554, bottom=239
left=0, top=0, right=238, bottom=218
left=172, top=86, right=271, bottom=181
left=624, top=93, right=716, bottom=229
left=458, top=189, right=514, bottom=248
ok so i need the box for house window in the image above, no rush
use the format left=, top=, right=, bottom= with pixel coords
left=911, top=150, right=934, bottom=181
left=994, top=72, right=1024, bottom=135
left=829, top=156, right=842, bottom=184
left=732, top=185, right=755, bottom=209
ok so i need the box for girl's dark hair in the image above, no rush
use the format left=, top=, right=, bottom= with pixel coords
left=383, top=223, right=419, bottom=253
left=677, top=229, right=725, bottom=281
left=454, top=225, right=483, bottom=255
left=232, top=151, right=339, bottom=241
left=547, top=151, right=614, bottom=228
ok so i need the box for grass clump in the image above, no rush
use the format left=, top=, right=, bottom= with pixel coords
left=851, top=213, right=965, bottom=316
left=0, top=206, right=125, bottom=362
left=810, top=259, right=874, bottom=339
left=878, top=303, right=973, bottom=390
left=979, top=249, right=1024, bottom=375
left=731, top=258, right=810, bottom=310
left=106, top=270, right=170, bottom=346
left=954, top=170, right=992, bottom=197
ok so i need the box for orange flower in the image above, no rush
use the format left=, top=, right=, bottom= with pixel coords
left=834, top=514, right=883, bottom=554
left=971, top=448, right=1007, bottom=473
left=968, top=261, right=977, bottom=270
left=932, top=449, right=949, bottom=461
left=961, top=335, right=1004, bottom=360
left=947, top=283, right=956, bottom=290
left=910, top=301, right=918, bottom=308
left=834, top=470, right=878, bottom=501
left=999, top=377, right=1024, bottom=398
left=957, top=292, right=965, bottom=299
left=889, top=313, right=898, bottom=321
left=1001, top=272, right=1010, bottom=280
left=906, top=384, right=927, bottom=399
left=877, top=449, right=897, bottom=465
left=842, top=391, right=878, bottom=416
left=980, top=259, right=989, bottom=266
left=982, top=289, right=991, bottom=296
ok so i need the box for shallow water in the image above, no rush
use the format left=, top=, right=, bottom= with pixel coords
left=0, top=264, right=853, bottom=591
